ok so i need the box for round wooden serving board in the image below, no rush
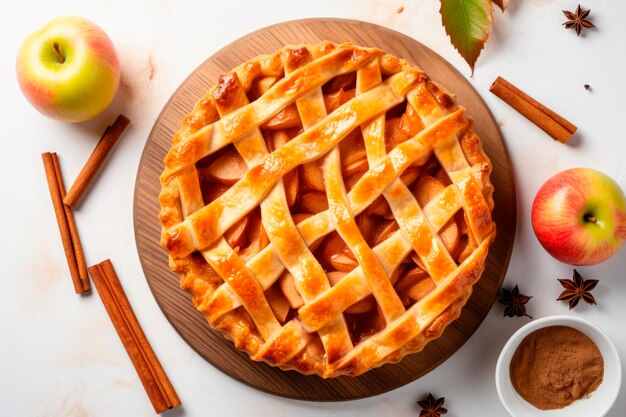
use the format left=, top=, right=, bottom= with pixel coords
left=134, top=18, right=516, bottom=401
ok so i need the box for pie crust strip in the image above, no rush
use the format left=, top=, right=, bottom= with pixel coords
left=324, top=147, right=406, bottom=323
left=319, top=55, right=405, bottom=323
left=163, top=70, right=421, bottom=258
left=299, top=152, right=494, bottom=331
left=206, top=68, right=352, bottom=360
left=407, top=84, right=494, bottom=248
left=274, top=47, right=355, bottom=361
left=356, top=62, right=458, bottom=286
left=298, top=182, right=466, bottom=331
left=297, top=78, right=494, bottom=331
left=207, top=109, right=467, bottom=322
left=161, top=44, right=383, bottom=182
left=327, top=232, right=494, bottom=376
left=174, top=118, right=282, bottom=342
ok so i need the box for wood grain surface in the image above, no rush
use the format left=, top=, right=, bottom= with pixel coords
left=133, top=18, right=516, bottom=401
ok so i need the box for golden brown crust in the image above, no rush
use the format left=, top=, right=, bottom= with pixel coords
left=158, top=42, right=496, bottom=377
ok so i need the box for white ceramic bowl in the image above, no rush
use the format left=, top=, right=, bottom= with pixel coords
left=495, top=315, right=621, bottom=417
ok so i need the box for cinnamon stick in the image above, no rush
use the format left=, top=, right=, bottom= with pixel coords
left=42, top=152, right=90, bottom=293
left=88, top=259, right=181, bottom=413
left=489, top=76, right=577, bottom=143
left=64, top=114, right=130, bottom=207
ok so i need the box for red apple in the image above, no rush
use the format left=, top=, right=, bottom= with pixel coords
left=532, top=168, right=626, bottom=265
left=16, top=16, right=120, bottom=123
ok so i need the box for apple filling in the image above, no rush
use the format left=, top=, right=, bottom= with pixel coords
left=195, top=71, right=469, bottom=344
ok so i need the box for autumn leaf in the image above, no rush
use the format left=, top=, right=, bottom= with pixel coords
left=493, top=0, right=509, bottom=12
left=440, top=0, right=494, bottom=74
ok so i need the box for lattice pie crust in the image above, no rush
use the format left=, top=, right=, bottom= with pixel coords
left=159, top=42, right=496, bottom=378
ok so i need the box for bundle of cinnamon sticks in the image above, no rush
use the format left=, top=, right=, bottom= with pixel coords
left=42, top=115, right=180, bottom=413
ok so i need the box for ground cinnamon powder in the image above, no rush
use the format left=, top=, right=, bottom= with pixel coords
left=509, top=326, right=604, bottom=410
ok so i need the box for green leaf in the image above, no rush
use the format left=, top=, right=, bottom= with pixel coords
left=440, top=0, right=494, bottom=74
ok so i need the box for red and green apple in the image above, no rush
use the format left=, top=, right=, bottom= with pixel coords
left=531, top=168, right=626, bottom=265
left=16, top=16, right=120, bottom=123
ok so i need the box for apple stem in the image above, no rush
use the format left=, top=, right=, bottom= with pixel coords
left=584, top=214, right=598, bottom=224
left=52, top=42, right=65, bottom=64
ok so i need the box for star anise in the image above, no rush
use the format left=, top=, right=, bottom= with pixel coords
left=418, top=393, right=448, bottom=417
left=562, top=5, right=595, bottom=36
left=557, top=269, right=599, bottom=309
left=499, top=285, right=532, bottom=318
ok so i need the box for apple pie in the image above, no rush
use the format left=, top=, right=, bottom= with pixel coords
left=159, top=41, right=496, bottom=377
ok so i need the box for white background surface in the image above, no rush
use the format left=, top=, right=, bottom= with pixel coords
left=1, top=0, right=624, bottom=416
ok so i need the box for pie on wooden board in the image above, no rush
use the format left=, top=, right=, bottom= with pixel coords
left=158, top=41, right=496, bottom=378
